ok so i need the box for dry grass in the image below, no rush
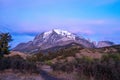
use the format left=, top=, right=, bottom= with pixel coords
left=50, top=71, right=77, bottom=80
left=0, top=70, right=44, bottom=80
left=4, top=51, right=28, bottom=59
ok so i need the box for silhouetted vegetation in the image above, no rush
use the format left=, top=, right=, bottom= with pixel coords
left=0, top=33, right=12, bottom=58
left=0, top=33, right=39, bottom=73
left=0, top=55, right=39, bottom=73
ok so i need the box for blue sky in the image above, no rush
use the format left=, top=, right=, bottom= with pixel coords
left=0, top=0, right=120, bottom=48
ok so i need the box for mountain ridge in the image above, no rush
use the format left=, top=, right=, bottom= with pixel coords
left=13, top=29, right=114, bottom=53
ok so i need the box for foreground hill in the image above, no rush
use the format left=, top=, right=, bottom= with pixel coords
left=48, top=45, right=120, bottom=80
left=1, top=44, right=120, bottom=80
left=4, top=51, right=28, bottom=59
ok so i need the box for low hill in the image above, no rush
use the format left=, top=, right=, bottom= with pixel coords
left=4, top=51, right=28, bottom=59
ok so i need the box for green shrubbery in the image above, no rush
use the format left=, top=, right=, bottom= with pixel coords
left=44, top=60, right=52, bottom=65
left=102, top=53, right=120, bottom=61
left=0, top=33, right=12, bottom=58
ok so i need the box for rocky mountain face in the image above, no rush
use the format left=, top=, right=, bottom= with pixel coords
left=97, top=41, right=114, bottom=48
left=13, top=29, right=115, bottom=53
left=13, top=29, right=95, bottom=53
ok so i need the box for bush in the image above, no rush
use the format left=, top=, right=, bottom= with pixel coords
left=51, top=61, right=74, bottom=73
left=76, top=54, right=120, bottom=80
left=0, top=33, right=12, bottom=57
left=102, top=53, right=120, bottom=61
left=51, top=53, right=120, bottom=80
left=44, top=60, right=52, bottom=65
left=0, top=55, right=39, bottom=73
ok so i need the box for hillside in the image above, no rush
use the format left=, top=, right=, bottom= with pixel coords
left=1, top=44, right=120, bottom=80
left=27, top=45, right=120, bottom=80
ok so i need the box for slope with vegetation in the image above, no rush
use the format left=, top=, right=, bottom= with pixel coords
left=0, top=33, right=42, bottom=80
left=1, top=32, right=120, bottom=80
left=26, top=43, right=120, bottom=80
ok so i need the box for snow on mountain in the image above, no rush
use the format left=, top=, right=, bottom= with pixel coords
left=42, top=29, right=76, bottom=40
left=13, top=29, right=96, bottom=53
left=43, top=30, right=52, bottom=39
left=53, top=29, right=76, bottom=39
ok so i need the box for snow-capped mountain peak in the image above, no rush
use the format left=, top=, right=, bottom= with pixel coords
left=43, top=30, right=52, bottom=38
left=53, top=29, right=76, bottom=39
left=53, top=29, right=71, bottom=35
left=13, top=29, right=96, bottom=53
left=43, top=29, right=76, bottom=40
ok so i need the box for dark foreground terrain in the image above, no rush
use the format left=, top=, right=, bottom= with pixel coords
left=1, top=45, right=120, bottom=80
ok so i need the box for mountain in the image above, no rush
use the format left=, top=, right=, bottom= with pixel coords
left=38, top=42, right=84, bottom=53
left=97, top=41, right=114, bottom=48
left=13, top=29, right=95, bottom=53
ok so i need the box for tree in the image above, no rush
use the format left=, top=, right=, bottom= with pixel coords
left=0, top=33, right=12, bottom=58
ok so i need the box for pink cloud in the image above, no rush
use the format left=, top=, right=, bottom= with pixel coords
left=8, top=18, right=119, bottom=35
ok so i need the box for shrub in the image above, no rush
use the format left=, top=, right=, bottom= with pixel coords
left=52, top=53, right=120, bottom=80
left=44, top=60, right=52, bottom=65
left=102, top=53, right=120, bottom=62
left=0, top=33, right=12, bottom=57
left=0, top=55, right=39, bottom=73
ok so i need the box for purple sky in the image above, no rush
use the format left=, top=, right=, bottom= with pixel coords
left=0, top=0, right=120, bottom=47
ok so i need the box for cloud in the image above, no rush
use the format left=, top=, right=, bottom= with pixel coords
left=1, top=18, right=119, bottom=47
left=1, top=0, right=120, bottom=47
left=1, top=18, right=119, bottom=35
